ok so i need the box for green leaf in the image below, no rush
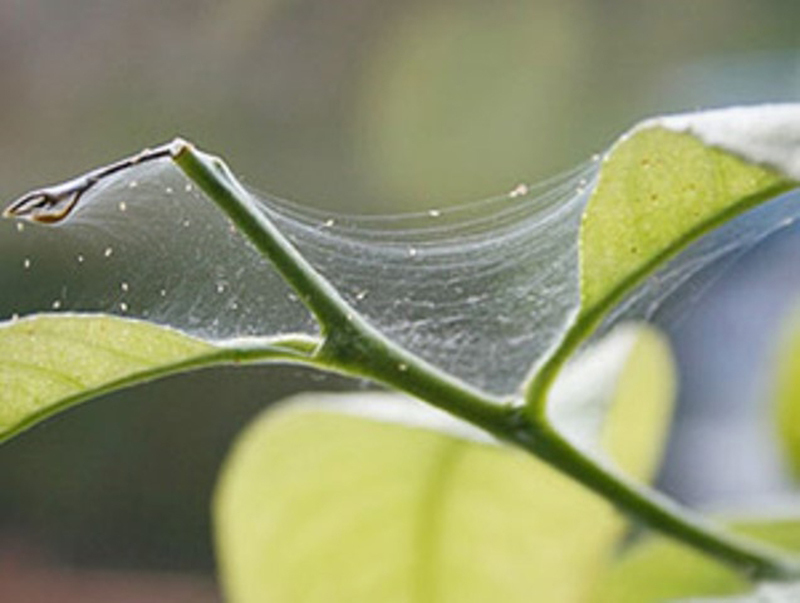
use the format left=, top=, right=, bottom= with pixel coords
left=214, top=324, right=674, bottom=603
left=579, top=107, right=800, bottom=327
left=548, top=323, right=675, bottom=479
left=0, top=314, right=311, bottom=442
left=527, top=106, right=800, bottom=416
left=590, top=518, right=800, bottom=603
left=774, top=308, right=800, bottom=480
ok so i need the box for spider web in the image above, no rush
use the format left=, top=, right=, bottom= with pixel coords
left=2, top=152, right=798, bottom=396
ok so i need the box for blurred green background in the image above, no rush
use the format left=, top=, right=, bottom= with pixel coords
left=1, top=0, right=800, bottom=597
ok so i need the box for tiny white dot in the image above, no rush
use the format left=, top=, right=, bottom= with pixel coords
left=159, top=289, right=167, bottom=297
left=184, top=183, right=193, bottom=193
left=128, top=180, right=138, bottom=189
left=104, top=247, right=114, bottom=258
left=428, top=209, right=441, bottom=217
left=165, top=187, right=174, bottom=195
left=23, top=258, right=31, bottom=269
left=324, top=218, right=335, bottom=228
left=398, top=363, right=408, bottom=372
left=77, top=254, right=85, bottom=264
left=15, top=222, right=24, bottom=232
left=52, top=300, right=62, bottom=310
left=119, top=201, right=127, bottom=212
left=408, top=247, right=418, bottom=258
left=509, top=183, right=529, bottom=198
left=121, top=282, right=129, bottom=292
left=119, top=302, right=128, bottom=312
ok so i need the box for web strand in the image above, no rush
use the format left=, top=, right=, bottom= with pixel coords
left=3, top=153, right=798, bottom=395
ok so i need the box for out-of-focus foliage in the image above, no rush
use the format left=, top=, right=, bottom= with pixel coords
left=774, top=309, right=800, bottom=479
left=356, top=1, right=590, bottom=202
left=215, top=315, right=674, bottom=603
left=1, top=0, right=798, bottom=210
left=591, top=519, right=800, bottom=603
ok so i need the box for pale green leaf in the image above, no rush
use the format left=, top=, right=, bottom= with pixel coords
left=591, top=518, right=800, bottom=603
left=0, top=314, right=310, bottom=442
left=579, top=106, right=800, bottom=326
left=774, top=308, right=800, bottom=480
left=214, top=325, right=675, bottom=603
left=548, top=323, right=675, bottom=480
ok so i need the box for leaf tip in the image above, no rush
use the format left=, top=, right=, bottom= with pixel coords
left=644, top=104, right=800, bottom=181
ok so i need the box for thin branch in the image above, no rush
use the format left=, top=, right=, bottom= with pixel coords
left=4, top=141, right=180, bottom=223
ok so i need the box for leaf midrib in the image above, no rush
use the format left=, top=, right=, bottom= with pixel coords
left=414, top=437, right=468, bottom=603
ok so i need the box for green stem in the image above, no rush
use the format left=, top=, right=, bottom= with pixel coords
left=172, top=142, right=511, bottom=435
left=168, top=140, right=800, bottom=581
left=512, top=419, right=800, bottom=581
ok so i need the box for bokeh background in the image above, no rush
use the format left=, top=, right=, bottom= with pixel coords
left=1, top=0, right=800, bottom=600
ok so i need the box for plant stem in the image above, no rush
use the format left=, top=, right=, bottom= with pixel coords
left=165, top=140, right=800, bottom=581
left=171, top=141, right=511, bottom=434
left=512, top=419, right=800, bottom=581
